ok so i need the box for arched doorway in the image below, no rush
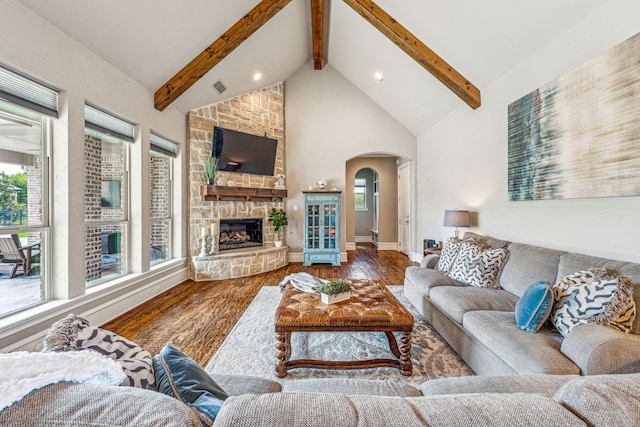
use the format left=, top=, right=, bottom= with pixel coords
left=345, top=156, right=401, bottom=253
left=354, top=167, right=378, bottom=246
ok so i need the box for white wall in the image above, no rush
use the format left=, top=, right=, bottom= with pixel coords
left=0, top=0, right=188, bottom=351
left=416, top=0, right=640, bottom=263
left=285, top=62, right=415, bottom=258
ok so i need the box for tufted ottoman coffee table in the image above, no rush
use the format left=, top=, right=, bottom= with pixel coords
left=274, top=280, right=413, bottom=377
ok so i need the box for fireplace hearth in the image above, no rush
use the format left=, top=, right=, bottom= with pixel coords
left=219, top=218, right=263, bottom=251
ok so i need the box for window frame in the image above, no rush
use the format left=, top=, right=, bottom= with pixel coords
left=83, top=104, right=134, bottom=287
left=0, top=103, right=51, bottom=317
left=354, top=177, right=367, bottom=211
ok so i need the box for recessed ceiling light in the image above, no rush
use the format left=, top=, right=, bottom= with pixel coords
left=374, top=72, right=384, bottom=81
left=253, top=72, right=262, bottom=82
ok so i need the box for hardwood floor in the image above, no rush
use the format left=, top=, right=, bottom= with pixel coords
left=102, top=244, right=417, bottom=366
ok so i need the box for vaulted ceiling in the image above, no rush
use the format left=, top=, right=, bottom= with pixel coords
left=18, top=0, right=606, bottom=135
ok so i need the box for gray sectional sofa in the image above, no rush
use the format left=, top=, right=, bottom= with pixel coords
left=404, top=232, right=640, bottom=376
left=2, top=371, right=640, bottom=426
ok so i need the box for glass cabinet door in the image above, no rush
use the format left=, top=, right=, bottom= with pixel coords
left=307, top=203, right=321, bottom=249
left=323, top=203, right=337, bottom=249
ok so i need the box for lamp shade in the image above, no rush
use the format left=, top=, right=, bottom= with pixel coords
left=443, top=210, right=470, bottom=228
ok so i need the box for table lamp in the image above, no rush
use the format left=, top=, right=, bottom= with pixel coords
left=443, top=210, right=470, bottom=239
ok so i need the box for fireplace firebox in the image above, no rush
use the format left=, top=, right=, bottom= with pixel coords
left=219, top=218, right=263, bottom=251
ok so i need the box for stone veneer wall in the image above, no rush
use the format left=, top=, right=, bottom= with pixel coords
left=188, top=83, right=287, bottom=280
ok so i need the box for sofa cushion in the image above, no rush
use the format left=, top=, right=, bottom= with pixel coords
left=557, top=252, right=640, bottom=334
left=210, top=374, right=281, bottom=396
left=551, top=269, right=636, bottom=337
left=154, top=345, right=228, bottom=424
left=404, top=266, right=464, bottom=297
left=462, top=231, right=510, bottom=249
left=554, top=373, right=640, bottom=427
left=42, top=314, right=155, bottom=390
left=213, top=392, right=586, bottom=427
left=515, top=280, right=554, bottom=332
left=463, top=311, right=581, bottom=375
left=500, top=243, right=565, bottom=297
left=448, top=242, right=509, bottom=289
left=420, top=374, right=579, bottom=398
left=0, top=382, right=202, bottom=427
left=436, top=238, right=463, bottom=272
left=430, top=287, right=519, bottom=324
left=281, top=378, right=421, bottom=397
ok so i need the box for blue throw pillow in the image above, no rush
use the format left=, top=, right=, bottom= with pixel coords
left=154, top=345, right=228, bottom=424
left=515, top=280, right=553, bottom=333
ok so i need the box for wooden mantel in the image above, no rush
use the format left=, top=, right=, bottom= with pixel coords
left=201, top=185, right=287, bottom=201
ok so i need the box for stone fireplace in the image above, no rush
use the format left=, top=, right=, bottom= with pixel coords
left=188, top=83, right=288, bottom=280
left=219, top=218, right=263, bottom=251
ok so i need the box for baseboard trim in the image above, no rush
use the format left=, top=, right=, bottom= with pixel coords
left=345, top=242, right=356, bottom=251
left=354, top=236, right=372, bottom=243
left=376, top=242, right=398, bottom=250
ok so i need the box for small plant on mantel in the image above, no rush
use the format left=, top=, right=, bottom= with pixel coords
left=269, top=208, right=288, bottom=247
left=205, top=156, right=219, bottom=185
left=319, top=279, right=352, bottom=304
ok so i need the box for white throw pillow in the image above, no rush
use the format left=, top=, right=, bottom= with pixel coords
left=436, top=238, right=463, bottom=272
left=448, top=241, right=509, bottom=289
left=551, top=269, right=636, bottom=337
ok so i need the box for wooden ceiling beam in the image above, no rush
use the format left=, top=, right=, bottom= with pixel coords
left=154, top=0, right=293, bottom=111
left=342, top=0, right=481, bottom=109
left=311, top=0, right=325, bottom=69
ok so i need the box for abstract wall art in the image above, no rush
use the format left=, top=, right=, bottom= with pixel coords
left=508, top=32, right=640, bottom=201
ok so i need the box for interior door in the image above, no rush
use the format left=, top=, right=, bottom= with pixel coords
left=398, top=162, right=410, bottom=255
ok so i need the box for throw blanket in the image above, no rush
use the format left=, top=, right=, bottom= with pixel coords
left=278, top=272, right=328, bottom=294
left=0, top=350, right=126, bottom=411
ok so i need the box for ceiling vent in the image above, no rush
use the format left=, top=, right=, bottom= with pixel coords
left=212, top=80, right=227, bottom=94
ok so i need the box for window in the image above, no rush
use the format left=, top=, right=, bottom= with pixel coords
left=0, top=65, right=57, bottom=315
left=149, top=131, right=177, bottom=265
left=354, top=178, right=367, bottom=210
left=84, top=103, right=133, bottom=286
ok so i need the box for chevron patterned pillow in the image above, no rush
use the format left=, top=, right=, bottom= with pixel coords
left=550, top=269, right=636, bottom=337
left=448, top=242, right=509, bottom=289
left=436, top=238, right=463, bottom=272
left=42, top=314, right=155, bottom=390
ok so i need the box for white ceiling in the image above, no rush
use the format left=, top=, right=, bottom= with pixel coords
left=18, top=0, right=607, bottom=136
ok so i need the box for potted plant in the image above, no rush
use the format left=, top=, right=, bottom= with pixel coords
left=205, top=156, right=219, bottom=185
left=268, top=208, right=288, bottom=247
left=319, top=280, right=352, bottom=304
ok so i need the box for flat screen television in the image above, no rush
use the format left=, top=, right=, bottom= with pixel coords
left=212, top=126, right=277, bottom=176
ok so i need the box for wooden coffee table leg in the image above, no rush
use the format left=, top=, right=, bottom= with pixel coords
left=276, top=331, right=289, bottom=378
left=400, top=331, right=412, bottom=376
left=385, top=331, right=401, bottom=358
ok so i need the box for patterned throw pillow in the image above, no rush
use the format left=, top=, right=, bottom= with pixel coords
left=448, top=241, right=509, bottom=289
left=436, top=238, right=463, bottom=272
left=551, top=269, right=636, bottom=337
left=42, top=314, right=155, bottom=390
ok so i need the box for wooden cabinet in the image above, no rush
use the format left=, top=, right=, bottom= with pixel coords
left=303, top=191, right=341, bottom=266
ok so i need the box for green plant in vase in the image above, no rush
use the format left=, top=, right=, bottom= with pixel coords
left=205, top=156, right=219, bottom=185
left=268, top=208, right=288, bottom=247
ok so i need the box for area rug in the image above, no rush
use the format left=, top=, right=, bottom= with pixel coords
left=206, top=286, right=473, bottom=386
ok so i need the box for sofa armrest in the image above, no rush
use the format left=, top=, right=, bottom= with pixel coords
left=420, top=254, right=440, bottom=269
left=561, top=324, right=640, bottom=375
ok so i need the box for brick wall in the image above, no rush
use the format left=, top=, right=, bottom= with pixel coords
left=150, top=154, right=170, bottom=257
left=84, top=135, right=125, bottom=281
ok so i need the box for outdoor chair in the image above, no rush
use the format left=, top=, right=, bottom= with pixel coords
left=0, top=234, right=39, bottom=279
